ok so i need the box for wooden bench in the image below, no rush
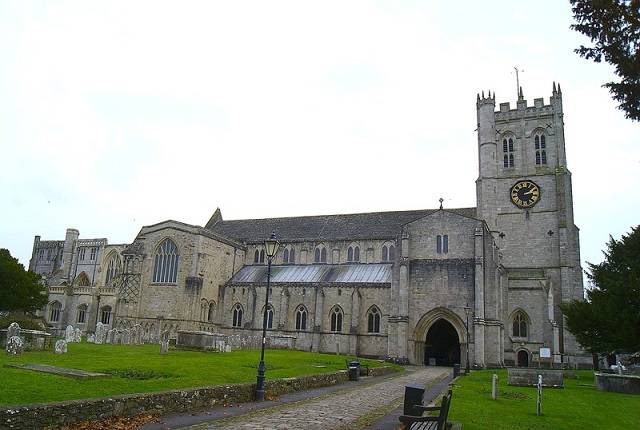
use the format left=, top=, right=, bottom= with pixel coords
left=399, top=389, right=452, bottom=430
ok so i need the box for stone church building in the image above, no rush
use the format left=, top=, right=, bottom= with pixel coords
left=30, top=84, right=589, bottom=368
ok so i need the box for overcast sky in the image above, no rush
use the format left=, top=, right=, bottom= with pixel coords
left=1, top=1, right=638, bottom=282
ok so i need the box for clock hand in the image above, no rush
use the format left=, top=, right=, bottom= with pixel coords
left=523, top=189, right=535, bottom=195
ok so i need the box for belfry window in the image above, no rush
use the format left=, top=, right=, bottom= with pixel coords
left=152, top=239, right=179, bottom=283
left=535, top=133, right=547, bottom=165
left=330, top=306, right=343, bottom=332
left=367, top=306, right=381, bottom=333
left=436, top=235, right=449, bottom=254
left=232, top=304, right=243, bottom=327
left=347, top=246, right=360, bottom=262
left=503, top=137, right=515, bottom=168
left=295, top=306, right=307, bottom=330
left=513, top=311, right=528, bottom=338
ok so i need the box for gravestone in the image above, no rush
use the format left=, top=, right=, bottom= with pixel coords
left=113, top=329, right=121, bottom=345
left=74, top=328, right=82, bottom=343
left=95, top=322, right=107, bottom=344
left=132, top=324, right=142, bottom=345
left=55, top=339, right=68, bottom=354
left=224, top=344, right=232, bottom=353
left=160, top=330, right=169, bottom=354
left=34, top=337, right=45, bottom=350
left=6, top=336, right=24, bottom=355
left=65, top=325, right=75, bottom=343
left=106, top=329, right=115, bottom=344
left=7, top=322, right=20, bottom=339
left=492, top=374, right=498, bottom=400
left=122, top=329, right=131, bottom=345
left=87, top=334, right=95, bottom=343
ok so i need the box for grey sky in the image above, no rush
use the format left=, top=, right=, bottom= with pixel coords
left=1, top=1, right=638, bottom=281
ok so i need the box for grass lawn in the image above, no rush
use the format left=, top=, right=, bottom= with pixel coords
left=448, top=369, right=640, bottom=430
left=0, top=342, right=397, bottom=406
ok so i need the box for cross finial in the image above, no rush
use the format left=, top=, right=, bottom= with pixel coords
left=439, top=198, right=444, bottom=210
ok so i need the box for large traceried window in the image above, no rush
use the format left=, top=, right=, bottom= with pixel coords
left=100, top=306, right=112, bottom=325
left=49, top=301, right=62, bottom=322
left=330, top=306, right=343, bottom=332
left=314, top=245, right=327, bottom=263
left=367, top=306, right=381, bottom=333
left=503, top=136, right=515, bottom=168
left=232, top=304, right=243, bottom=327
left=347, top=246, right=360, bottom=262
left=105, top=254, right=121, bottom=284
left=77, top=304, right=87, bottom=323
left=382, top=244, right=396, bottom=262
left=295, top=305, right=307, bottom=330
left=512, top=311, right=528, bottom=338
left=152, top=239, right=179, bottom=283
left=534, top=133, right=547, bottom=165
left=74, top=272, right=91, bottom=286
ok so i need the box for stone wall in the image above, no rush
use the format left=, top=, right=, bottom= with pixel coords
left=0, top=367, right=395, bottom=429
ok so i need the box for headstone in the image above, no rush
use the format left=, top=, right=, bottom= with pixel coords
left=34, top=337, right=45, bottom=350
left=7, top=322, right=20, bottom=339
left=94, top=322, right=105, bottom=344
left=617, top=360, right=624, bottom=375
left=224, top=344, right=232, bottom=353
left=6, top=336, right=24, bottom=355
left=106, top=329, right=115, bottom=344
left=536, top=374, right=542, bottom=416
left=492, top=374, right=498, bottom=400
left=122, top=329, right=131, bottom=345
left=132, top=324, right=142, bottom=345
left=74, top=328, right=82, bottom=343
left=113, top=329, right=121, bottom=345
left=65, top=325, right=75, bottom=343
left=160, top=330, right=169, bottom=354
left=55, top=339, right=68, bottom=354
left=87, top=334, right=95, bottom=343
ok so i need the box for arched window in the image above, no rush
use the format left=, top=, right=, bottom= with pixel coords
left=254, top=250, right=260, bottom=263
left=512, top=311, right=528, bottom=337
left=436, top=235, right=449, bottom=254
left=100, top=306, right=112, bottom=325
left=200, top=299, right=208, bottom=321
left=265, top=305, right=274, bottom=329
left=283, top=247, right=295, bottom=264
left=208, top=302, right=215, bottom=322
left=314, top=245, right=327, bottom=263
left=105, top=254, right=121, bottom=284
left=232, top=304, right=243, bottom=327
left=330, top=306, right=343, bottom=332
left=74, top=272, right=90, bottom=286
left=503, top=136, right=515, bottom=168
left=77, top=304, right=87, bottom=323
left=347, top=246, right=360, bottom=262
left=259, top=249, right=265, bottom=263
left=367, top=306, right=381, bottom=333
left=49, top=301, right=62, bottom=322
left=283, top=248, right=289, bottom=263
left=152, top=239, right=179, bottom=283
left=295, top=305, right=307, bottom=330
left=534, top=133, right=547, bottom=165
left=382, top=244, right=396, bottom=261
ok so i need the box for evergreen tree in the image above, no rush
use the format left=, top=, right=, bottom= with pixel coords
left=0, top=249, right=47, bottom=313
left=561, top=226, right=640, bottom=354
left=570, top=0, right=640, bottom=121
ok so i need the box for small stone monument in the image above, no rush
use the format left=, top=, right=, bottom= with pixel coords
left=7, top=322, right=20, bottom=339
left=224, top=344, right=232, bottom=353
left=132, top=324, right=142, bottom=345
left=55, top=339, right=68, bottom=354
left=536, top=374, right=542, bottom=416
left=65, top=325, right=75, bottom=343
left=113, top=329, right=121, bottom=344
left=87, top=334, right=95, bottom=343
left=160, top=330, right=169, bottom=354
left=492, top=374, right=498, bottom=400
left=6, top=336, right=24, bottom=355
left=122, top=329, right=131, bottom=345
left=74, top=328, right=82, bottom=343
left=95, top=322, right=107, bottom=344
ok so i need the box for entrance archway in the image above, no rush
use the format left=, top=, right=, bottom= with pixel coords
left=424, top=319, right=460, bottom=366
left=517, top=350, right=529, bottom=367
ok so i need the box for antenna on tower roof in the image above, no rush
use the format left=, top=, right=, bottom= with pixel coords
left=513, top=67, right=524, bottom=100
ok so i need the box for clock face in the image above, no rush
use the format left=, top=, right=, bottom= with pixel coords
left=510, top=180, right=541, bottom=208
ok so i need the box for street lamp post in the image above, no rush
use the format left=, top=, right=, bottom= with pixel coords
left=255, top=232, right=280, bottom=401
left=464, top=303, right=471, bottom=374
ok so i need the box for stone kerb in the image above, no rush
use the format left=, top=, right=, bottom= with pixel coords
left=0, top=366, right=395, bottom=429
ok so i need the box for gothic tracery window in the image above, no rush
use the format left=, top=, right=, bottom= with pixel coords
left=283, top=247, right=295, bottom=264
left=100, top=305, right=112, bottom=325
left=77, top=304, right=87, bottom=323
left=382, top=244, right=396, bottom=261
left=512, top=311, right=528, bottom=338
left=232, top=304, right=243, bottom=327
left=347, top=246, right=360, bottom=262
left=105, top=254, right=121, bottom=284
left=265, top=305, right=274, bottom=329
left=330, top=306, right=343, bottom=332
left=534, top=133, right=547, bottom=165
left=295, top=305, right=307, bottom=330
left=208, top=302, right=215, bottom=322
left=367, top=306, right=381, bottom=333
left=503, top=136, right=515, bottom=168
left=49, top=301, right=61, bottom=322
left=152, top=239, right=179, bottom=283
left=314, top=245, right=327, bottom=263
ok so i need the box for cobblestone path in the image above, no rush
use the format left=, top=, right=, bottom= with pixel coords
left=183, top=367, right=450, bottom=430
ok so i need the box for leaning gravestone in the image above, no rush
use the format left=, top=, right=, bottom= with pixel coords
left=7, top=322, right=20, bottom=339
left=160, top=330, right=169, bottom=354
left=74, top=328, right=82, bottom=343
left=6, top=336, right=24, bottom=355
left=55, top=339, right=67, bottom=354
left=65, top=325, right=75, bottom=343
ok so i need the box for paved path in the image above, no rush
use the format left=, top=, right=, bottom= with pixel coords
left=180, top=367, right=450, bottom=430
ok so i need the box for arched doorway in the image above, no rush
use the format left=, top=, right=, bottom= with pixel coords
left=424, top=319, right=460, bottom=366
left=517, top=350, right=529, bottom=367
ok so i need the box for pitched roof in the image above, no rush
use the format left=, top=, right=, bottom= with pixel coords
left=229, top=263, right=392, bottom=285
left=207, top=207, right=477, bottom=243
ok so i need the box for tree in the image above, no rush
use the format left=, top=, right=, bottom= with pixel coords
left=561, top=226, right=640, bottom=357
left=0, top=249, right=47, bottom=313
left=569, top=0, right=640, bottom=121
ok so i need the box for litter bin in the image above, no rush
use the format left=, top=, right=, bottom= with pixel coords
left=348, top=360, right=360, bottom=381
left=453, top=363, right=460, bottom=378
left=403, top=382, right=425, bottom=416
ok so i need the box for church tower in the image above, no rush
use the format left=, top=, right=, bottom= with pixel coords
left=475, top=84, right=587, bottom=366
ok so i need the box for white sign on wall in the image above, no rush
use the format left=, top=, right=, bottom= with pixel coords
left=539, top=347, right=551, bottom=358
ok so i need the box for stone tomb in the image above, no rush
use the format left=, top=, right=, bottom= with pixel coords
left=4, top=363, right=109, bottom=379
left=595, top=373, right=640, bottom=395
left=507, top=368, right=564, bottom=388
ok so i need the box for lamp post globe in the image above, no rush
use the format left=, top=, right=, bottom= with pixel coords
left=255, top=232, right=280, bottom=401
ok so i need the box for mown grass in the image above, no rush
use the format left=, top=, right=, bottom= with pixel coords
left=0, top=342, right=397, bottom=406
left=448, top=369, right=640, bottom=430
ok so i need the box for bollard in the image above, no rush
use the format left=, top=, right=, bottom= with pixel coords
left=536, top=374, right=542, bottom=416
left=491, top=374, right=498, bottom=400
